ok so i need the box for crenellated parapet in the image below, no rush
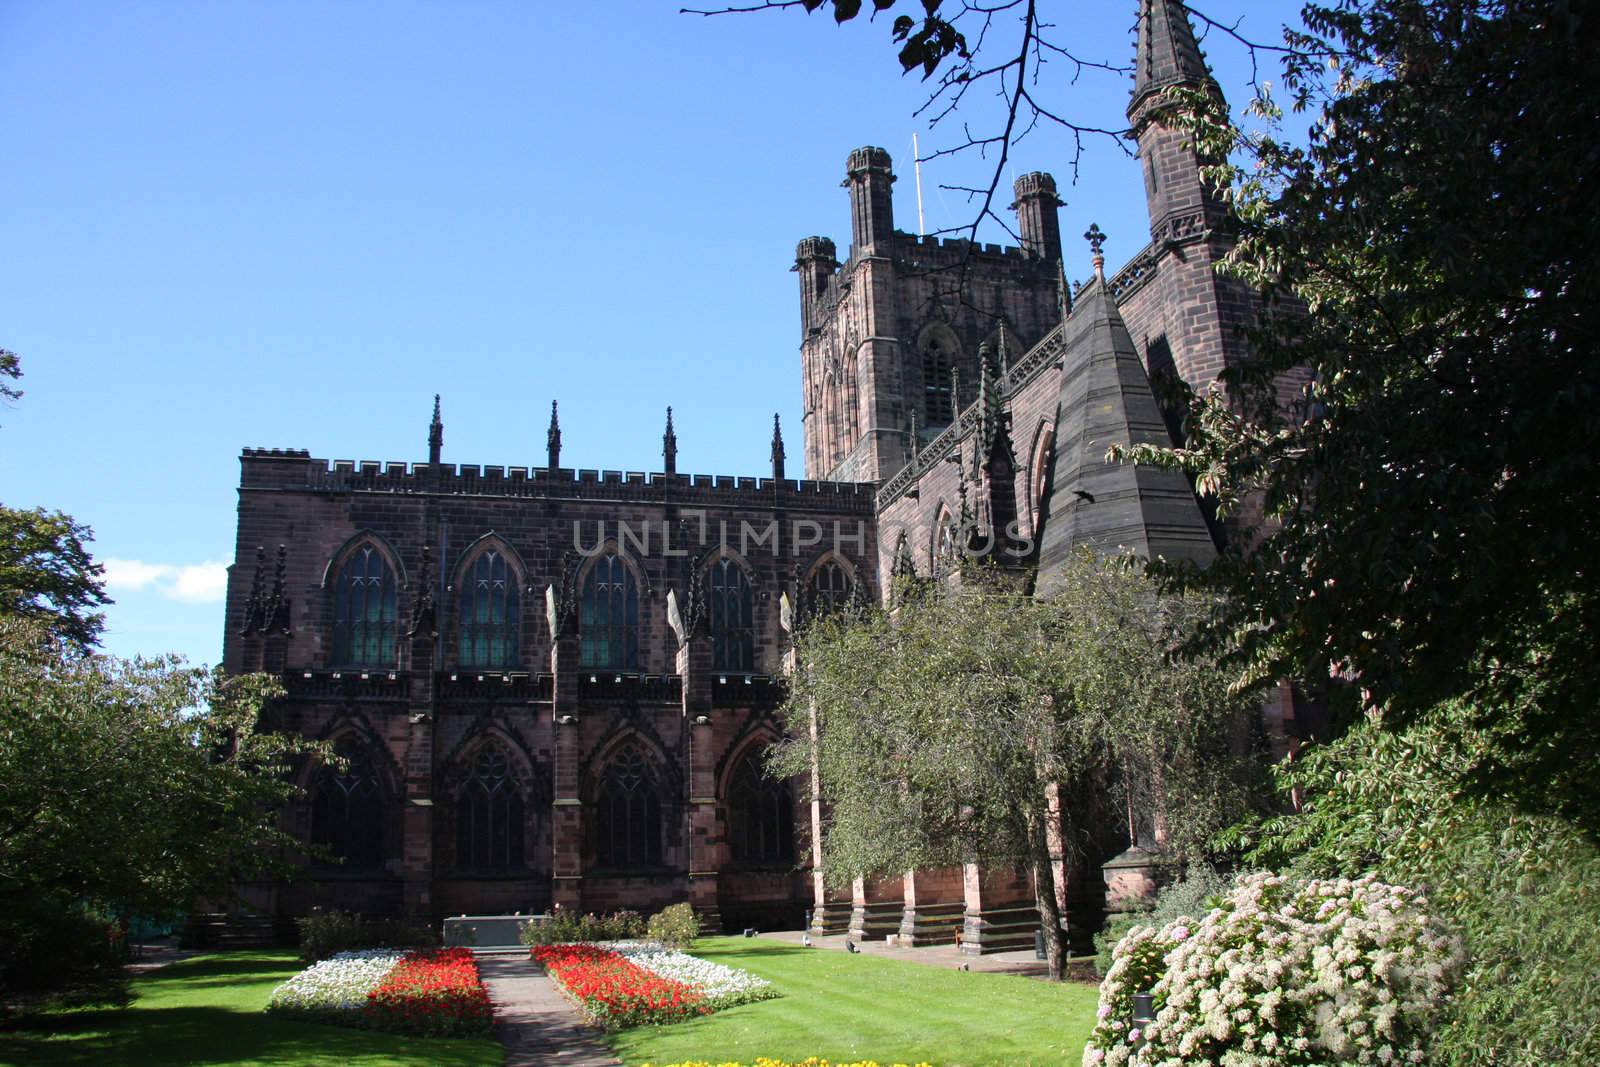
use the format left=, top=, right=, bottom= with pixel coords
left=239, top=450, right=877, bottom=513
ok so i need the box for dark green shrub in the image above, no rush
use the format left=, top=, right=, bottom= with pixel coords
left=295, top=910, right=438, bottom=963
left=519, top=908, right=647, bottom=946
left=0, top=896, right=125, bottom=1000
left=646, top=902, right=700, bottom=949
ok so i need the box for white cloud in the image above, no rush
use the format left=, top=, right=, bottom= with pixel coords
left=169, top=562, right=230, bottom=603
left=103, top=558, right=229, bottom=604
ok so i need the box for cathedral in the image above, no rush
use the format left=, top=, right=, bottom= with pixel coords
left=222, top=0, right=1296, bottom=948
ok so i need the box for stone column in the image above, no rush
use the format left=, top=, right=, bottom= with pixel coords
left=550, top=628, right=584, bottom=912
left=899, top=867, right=967, bottom=946
left=679, top=636, right=722, bottom=933
left=401, top=632, right=436, bottom=921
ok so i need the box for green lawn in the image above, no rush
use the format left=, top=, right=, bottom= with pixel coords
left=0, top=951, right=502, bottom=1067
left=603, top=937, right=1100, bottom=1067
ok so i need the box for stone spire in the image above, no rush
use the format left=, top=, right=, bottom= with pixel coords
left=428, top=394, right=443, bottom=465
left=1130, top=0, right=1213, bottom=117
left=662, top=406, right=678, bottom=475
left=1034, top=257, right=1217, bottom=590
left=547, top=400, right=562, bottom=470
left=770, top=413, right=786, bottom=481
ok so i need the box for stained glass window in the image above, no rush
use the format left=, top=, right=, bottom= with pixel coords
left=923, top=334, right=955, bottom=426
left=580, top=553, right=638, bottom=670
left=459, top=548, right=519, bottom=668
left=727, top=750, right=794, bottom=864
left=806, top=560, right=853, bottom=616
left=311, top=741, right=385, bottom=866
left=456, top=747, right=525, bottom=870
left=709, top=558, right=754, bottom=672
left=596, top=744, right=662, bottom=868
left=332, top=544, right=396, bottom=667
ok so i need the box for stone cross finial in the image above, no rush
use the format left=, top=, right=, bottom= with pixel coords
left=428, top=394, right=444, bottom=465
left=663, top=406, right=678, bottom=475
left=547, top=400, right=562, bottom=470
left=1085, top=223, right=1108, bottom=280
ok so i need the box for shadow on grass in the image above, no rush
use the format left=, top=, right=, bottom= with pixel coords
left=0, top=1004, right=497, bottom=1067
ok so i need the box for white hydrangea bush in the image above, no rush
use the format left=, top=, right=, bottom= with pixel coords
left=1084, top=872, right=1464, bottom=1067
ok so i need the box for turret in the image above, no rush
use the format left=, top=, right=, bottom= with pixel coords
left=842, top=146, right=895, bottom=254
left=1128, top=0, right=1228, bottom=236
left=793, top=235, right=839, bottom=335
left=1011, top=172, right=1064, bottom=263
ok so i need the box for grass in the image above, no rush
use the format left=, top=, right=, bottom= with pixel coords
left=0, top=950, right=502, bottom=1067
left=602, top=937, right=1100, bottom=1067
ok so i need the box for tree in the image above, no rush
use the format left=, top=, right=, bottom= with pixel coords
left=0, top=506, right=110, bottom=651
left=0, top=353, right=110, bottom=651
left=0, top=619, right=324, bottom=993
left=772, top=551, right=1258, bottom=979
left=1118, top=0, right=1600, bottom=835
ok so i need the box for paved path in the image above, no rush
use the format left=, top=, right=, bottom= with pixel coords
left=757, top=930, right=1061, bottom=978
left=477, top=955, right=621, bottom=1067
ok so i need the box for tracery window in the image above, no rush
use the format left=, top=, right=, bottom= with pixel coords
left=709, top=558, right=754, bottom=672
left=580, top=553, right=639, bottom=670
left=596, top=744, right=662, bottom=868
left=459, top=548, right=519, bottom=668
left=332, top=544, right=397, bottom=667
left=455, top=747, right=525, bottom=870
left=727, top=750, right=794, bottom=865
left=922, top=333, right=956, bottom=426
left=310, top=741, right=385, bottom=867
left=806, top=559, right=853, bottom=616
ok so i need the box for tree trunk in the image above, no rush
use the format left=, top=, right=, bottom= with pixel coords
left=1030, top=816, right=1068, bottom=981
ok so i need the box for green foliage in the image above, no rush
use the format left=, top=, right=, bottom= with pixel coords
left=1121, top=0, right=1600, bottom=834
left=295, top=911, right=440, bottom=964
left=0, top=348, right=19, bottom=410
left=1232, top=705, right=1600, bottom=1065
left=646, top=902, right=701, bottom=949
left=0, top=619, right=327, bottom=994
left=776, top=553, right=1260, bottom=978
left=518, top=908, right=647, bottom=947
left=0, top=505, right=109, bottom=651
left=0, top=896, right=126, bottom=1001
left=1092, top=864, right=1233, bottom=978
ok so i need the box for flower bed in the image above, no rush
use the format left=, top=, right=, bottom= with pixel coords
left=616, top=944, right=779, bottom=1010
left=364, top=946, right=495, bottom=1036
left=531, top=942, right=777, bottom=1029
left=266, top=949, right=404, bottom=1025
left=267, top=946, right=493, bottom=1037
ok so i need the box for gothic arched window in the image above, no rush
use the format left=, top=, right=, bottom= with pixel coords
left=806, top=559, right=853, bottom=616
left=310, top=741, right=385, bottom=867
left=332, top=544, right=397, bottom=667
left=596, top=744, right=662, bottom=868
left=922, top=332, right=956, bottom=426
left=709, top=558, right=754, bottom=672
left=455, top=747, right=525, bottom=870
left=580, top=553, right=639, bottom=670
left=727, top=750, right=794, bottom=865
left=459, top=548, right=520, bottom=668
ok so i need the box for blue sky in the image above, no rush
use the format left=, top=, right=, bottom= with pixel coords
left=0, top=0, right=1294, bottom=667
